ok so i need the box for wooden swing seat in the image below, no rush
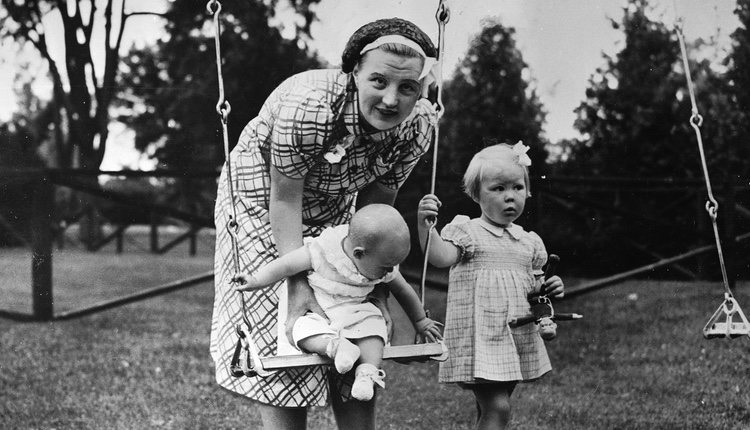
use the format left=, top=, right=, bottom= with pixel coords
left=261, top=342, right=448, bottom=370
left=702, top=294, right=750, bottom=340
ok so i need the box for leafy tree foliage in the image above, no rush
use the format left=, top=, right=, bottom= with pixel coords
left=551, top=0, right=749, bottom=276
left=116, top=0, right=323, bottom=170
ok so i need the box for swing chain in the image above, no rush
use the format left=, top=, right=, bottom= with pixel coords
left=420, top=0, right=450, bottom=309
left=675, top=21, right=733, bottom=298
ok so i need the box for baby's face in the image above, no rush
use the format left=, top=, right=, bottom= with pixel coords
left=354, top=237, right=410, bottom=281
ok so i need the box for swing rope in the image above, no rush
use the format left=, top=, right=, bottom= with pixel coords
left=207, top=0, right=452, bottom=376
left=674, top=20, right=750, bottom=339
left=420, top=0, right=450, bottom=311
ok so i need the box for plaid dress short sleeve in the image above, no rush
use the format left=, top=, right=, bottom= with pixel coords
left=270, top=89, right=333, bottom=179
left=440, top=215, right=475, bottom=261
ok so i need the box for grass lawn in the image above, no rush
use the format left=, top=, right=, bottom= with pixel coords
left=2, top=235, right=750, bottom=429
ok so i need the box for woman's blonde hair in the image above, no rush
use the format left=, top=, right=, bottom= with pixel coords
left=462, top=143, right=532, bottom=201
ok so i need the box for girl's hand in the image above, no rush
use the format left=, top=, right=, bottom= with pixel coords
left=417, top=194, right=442, bottom=227
left=414, top=317, right=444, bottom=343
left=543, top=275, right=565, bottom=299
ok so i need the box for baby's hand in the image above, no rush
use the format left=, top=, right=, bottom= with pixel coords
left=232, top=273, right=263, bottom=292
left=414, top=317, right=444, bottom=343
left=543, top=275, right=564, bottom=299
left=418, top=194, right=442, bottom=227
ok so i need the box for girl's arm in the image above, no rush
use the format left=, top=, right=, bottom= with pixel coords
left=235, top=246, right=312, bottom=291
left=269, top=166, right=326, bottom=342
left=417, top=194, right=461, bottom=268
left=384, top=271, right=442, bottom=342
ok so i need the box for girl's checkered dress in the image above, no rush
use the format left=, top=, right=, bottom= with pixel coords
left=211, top=69, right=436, bottom=407
left=438, top=216, right=552, bottom=384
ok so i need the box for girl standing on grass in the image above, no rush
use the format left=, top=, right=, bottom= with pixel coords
left=416, top=142, right=565, bottom=429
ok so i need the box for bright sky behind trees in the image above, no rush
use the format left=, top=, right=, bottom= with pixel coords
left=0, top=0, right=740, bottom=166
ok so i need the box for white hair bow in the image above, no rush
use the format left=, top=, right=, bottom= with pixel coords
left=512, top=141, right=532, bottom=167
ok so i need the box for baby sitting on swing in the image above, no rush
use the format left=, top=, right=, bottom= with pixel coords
left=234, top=203, right=443, bottom=401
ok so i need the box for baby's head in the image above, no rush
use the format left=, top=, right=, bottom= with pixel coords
left=347, top=204, right=411, bottom=280
left=463, top=142, right=532, bottom=226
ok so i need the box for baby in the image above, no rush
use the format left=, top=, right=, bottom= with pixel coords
left=234, top=203, right=442, bottom=400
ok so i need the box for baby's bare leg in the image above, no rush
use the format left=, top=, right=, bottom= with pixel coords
left=353, top=336, right=385, bottom=367
left=296, top=334, right=332, bottom=355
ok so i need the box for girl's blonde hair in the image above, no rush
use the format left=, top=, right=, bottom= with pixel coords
left=462, top=143, right=532, bottom=201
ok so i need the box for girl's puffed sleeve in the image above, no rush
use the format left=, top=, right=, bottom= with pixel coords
left=529, top=231, right=548, bottom=278
left=378, top=100, right=437, bottom=189
left=270, top=89, right=334, bottom=179
left=440, top=215, right=475, bottom=262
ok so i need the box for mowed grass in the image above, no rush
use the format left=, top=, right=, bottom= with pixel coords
left=2, top=235, right=750, bottom=429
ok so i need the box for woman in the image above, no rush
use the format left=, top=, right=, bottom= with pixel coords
left=211, top=17, right=438, bottom=429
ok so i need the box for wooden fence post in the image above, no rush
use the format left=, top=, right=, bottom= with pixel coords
left=150, top=212, right=159, bottom=253
left=31, top=175, right=54, bottom=321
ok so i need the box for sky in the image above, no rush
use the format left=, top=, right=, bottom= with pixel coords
left=307, top=0, right=739, bottom=141
left=0, top=0, right=740, bottom=168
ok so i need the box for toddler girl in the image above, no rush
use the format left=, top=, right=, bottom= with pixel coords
left=417, top=142, right=564, bottom=429
left=235, top=203, right=442, bottom=401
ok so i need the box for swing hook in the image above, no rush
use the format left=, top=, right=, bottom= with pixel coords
left=206, top=0, right=221, bottom=15
left=436, top=0, right=451, bottom=24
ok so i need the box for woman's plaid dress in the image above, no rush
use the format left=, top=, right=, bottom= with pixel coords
left=438, top=216, right=552, bottom=384
left=211, top=69, right=436, bottom=406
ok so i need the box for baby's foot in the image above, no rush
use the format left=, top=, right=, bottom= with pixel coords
left=325, top=337, right=360, bottom=374
left=350, top=363, right=386, bottom=401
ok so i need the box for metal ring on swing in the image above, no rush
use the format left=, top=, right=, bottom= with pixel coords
left=690, top=112, right=703, bottom=127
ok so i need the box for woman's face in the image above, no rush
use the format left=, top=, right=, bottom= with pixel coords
left=353, top=49, right=424, bottom=131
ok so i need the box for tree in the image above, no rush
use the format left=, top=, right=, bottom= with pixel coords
left=554, top=0, right=747, bottom=276
left=0, top=0, right=160, bottom=168
left=402, top=19, right=547, bottom=226
left=115, top=0, right=323, bottom=171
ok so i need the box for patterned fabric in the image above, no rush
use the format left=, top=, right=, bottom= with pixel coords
left=438, top=216, right=552, bottom=384
left=211, top=69, right=436, bottom=407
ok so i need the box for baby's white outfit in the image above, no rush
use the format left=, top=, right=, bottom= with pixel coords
left=291, top=225, right=395, bottom=348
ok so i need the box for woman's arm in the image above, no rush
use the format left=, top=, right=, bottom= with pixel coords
left=269, top=166, right=325, bottom=342
left=417, top=194, right=461, bottom=268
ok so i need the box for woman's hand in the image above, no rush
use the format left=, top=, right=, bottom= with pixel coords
left=543, top=275, right=565, bottom=299
left=285, top=273, right=326, bottom=344
left=417, top=194, right=441, bottom=228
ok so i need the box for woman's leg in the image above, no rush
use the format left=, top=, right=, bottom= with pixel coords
left=259, top=404, right=307, bottom=430
left=330, top=383, right=376, bottom=430
left=471, top=382, right=517, bottom=430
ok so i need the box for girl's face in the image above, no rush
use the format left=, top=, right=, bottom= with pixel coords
left=353, top=49, right=423, bottom=131
left=476, top=161, right=528, bottom=227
